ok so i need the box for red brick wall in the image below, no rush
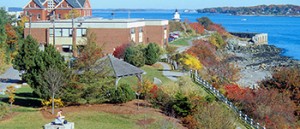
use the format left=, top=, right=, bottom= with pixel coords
left=88, top=28, right=132, bottom=54
left=145, top=25, right=168, bottom=47
left=24, top=28, right=48, bottom=44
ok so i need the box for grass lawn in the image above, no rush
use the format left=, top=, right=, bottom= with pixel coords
left=118, top=64, right=171, bottom=87
left=169, top=37, right=192, bottom=46
left=0, top=86, right=181, bottom=129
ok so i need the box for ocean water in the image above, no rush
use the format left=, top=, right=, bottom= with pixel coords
left=92, top=10, right=300, bottom=60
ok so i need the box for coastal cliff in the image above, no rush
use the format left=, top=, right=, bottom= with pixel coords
left=227, top=42, right=300, bottom=87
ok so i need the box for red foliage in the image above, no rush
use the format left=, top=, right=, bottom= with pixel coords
left=113, top=43, right=131, bottom=59
left=226, top=85, right=296, bottom=128
left=149, top=85, right=158, bottom=99
left=186, top=40, right=218, bottom=67
left=208, top=24, right=228, bottom=36
left=189, top=22, right=205, bottom=34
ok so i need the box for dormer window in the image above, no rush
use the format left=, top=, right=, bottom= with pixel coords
left=48, top=0, right=54, bottom=9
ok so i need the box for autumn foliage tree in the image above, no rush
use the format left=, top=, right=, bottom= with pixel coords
left=189, top=22, right=205, bottom=34
left=5, top=85, right=16, bottom=109
left=180, top=54, right=202, bottom=70
left=76, top=32, right=103, bottom=70
left=113, top=43, right=131, bottom=59
left=225, top=84, right=297, bottom=128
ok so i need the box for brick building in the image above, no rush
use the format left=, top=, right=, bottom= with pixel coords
left=24, top=18, right=169, bottom=54
left=23, top=0, right=92, bottom=21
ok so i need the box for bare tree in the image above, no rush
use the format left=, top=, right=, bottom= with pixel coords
left=43, top=67, right=65, bottom=114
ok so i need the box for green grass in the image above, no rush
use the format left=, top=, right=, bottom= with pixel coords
left=169, top=37, right=192, bottom=46
left=118, top=64, right=171, bottom=87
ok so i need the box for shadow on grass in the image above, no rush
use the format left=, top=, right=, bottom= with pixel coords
left=1, top=98, right=41, bottom=108
left=15, top=93, right=39, bottom=99
left=0, top=78, right=22, bottom=84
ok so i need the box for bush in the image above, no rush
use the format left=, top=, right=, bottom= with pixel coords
left=124, top=45, right=145, bottom=67
left=172, top=93, right=192, bottom=117
left=181, top=115, right=198, bottom=129
left=145, top=43, right=161, bottom=65
left=108, top=83, right=135, bottom=104
left=0, top=103, right=9, bottom=119
left=42, top=98, right=64, bottom=108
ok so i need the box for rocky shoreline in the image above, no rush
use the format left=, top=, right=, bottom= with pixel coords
left=227, top=43, right=300, bottom=88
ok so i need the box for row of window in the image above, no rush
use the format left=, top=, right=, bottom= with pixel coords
left=49, top=28, right=87, bottom=37
left=130, top=27, right=143, bottom=34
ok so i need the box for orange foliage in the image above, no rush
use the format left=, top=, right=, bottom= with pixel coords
left=208, top=24, right=228, bottom=36
left=5, top=23, right=18, bottom=45
left=181, top=115, right=198, bottom=129
left=189, top=23, right=205, bottom=34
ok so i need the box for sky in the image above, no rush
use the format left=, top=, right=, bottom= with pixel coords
left=1, top=0, right=300, bottom=9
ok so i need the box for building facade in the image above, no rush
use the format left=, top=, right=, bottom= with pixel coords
left=24, top=18, right=169, bottom=54
left=23, top=0, right=92, bottom=21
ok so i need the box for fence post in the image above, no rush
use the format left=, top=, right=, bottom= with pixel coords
left=250, top=118, right=253, bottom=125
left=244, top=114, right=247, bottom=121
left=257, top=123, right=260, bottom=129
left=239, top=111, right=242, bottom=117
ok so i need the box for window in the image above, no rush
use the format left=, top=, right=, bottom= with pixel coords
left=130, top=28, right=135, bottom=34
left=57, top=14, right=61, bottom=19
left=55, top=29, right=62, bottom=37
left=37, top=14, right=41, bottom=20
left=139, top=27, right=143, bottom=33
left=48, top=0, right=54, bottom=9
left=62, top=29, right=69, bottom=37
left=164, top=25, right=167, bottom=30
left=49, top=29, right=53, bottom=36
left=76, top=28, right=87, bottom=37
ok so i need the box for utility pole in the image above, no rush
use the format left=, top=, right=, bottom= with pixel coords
left=52, top=11, right=56, bottom=46
left=29, top=13, right=32, bottom=35
left=72, top=12, right=78, bottom=57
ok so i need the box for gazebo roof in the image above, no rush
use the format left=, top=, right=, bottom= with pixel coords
left=93, top=55, right=144, bottom=78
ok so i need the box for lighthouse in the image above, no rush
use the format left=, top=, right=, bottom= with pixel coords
left=172, top=9, right=181, bottom=22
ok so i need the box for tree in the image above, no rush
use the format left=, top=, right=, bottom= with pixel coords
left=76, top=32, right=103, bottom=70
left=180, top=54, right=203, bottom=70
left=113, top=43, right=131, bottom=59
left=145, top=43, right=161, bottom=65
left=64, top=9, right=81, bottom=19
left=42, top=67, right=65, bottom=114
left=13, top=36, right=66, bottom=99
left=189, top=22, right=205, bottom=34
left=172, top=92, right=192, bottom=117
left=124, top=45, right=145, bottom=67
left=197, top=17, right=213, bottom=29
left=5, top=85, right=16, bottom=109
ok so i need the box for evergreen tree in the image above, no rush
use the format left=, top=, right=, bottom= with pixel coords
left=145, top=43, right=161, bottom=65
left=124, top=45, right=145, bottom=67
left=13, top=36, right=66, bottom=99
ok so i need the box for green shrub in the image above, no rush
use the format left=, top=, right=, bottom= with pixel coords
left=145, top=43, right=161, bottom=65
left=0, top=103, right=9, bottom=119
left=124, top=45, right=145, bottom=67
left=172, top=92, right=192, bottom=117
left=108, top=83, right=135, bottom=104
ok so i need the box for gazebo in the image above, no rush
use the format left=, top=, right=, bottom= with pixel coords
left=92, top=55, right=144, bottom=88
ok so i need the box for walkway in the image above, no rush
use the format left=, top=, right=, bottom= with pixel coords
left=158, top=62, right=186, bottom=81
left=0, top=67, right=22, bottom=94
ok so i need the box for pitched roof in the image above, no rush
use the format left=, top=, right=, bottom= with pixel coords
left=66, top=0, right=85, bottom=8
left=29, top=0, right=87, bottom=9
left=33, top=0, right=46, bottom=8
left=92, top=55, right=144, bottom=78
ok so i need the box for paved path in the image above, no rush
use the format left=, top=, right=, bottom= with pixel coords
left=176, top=36, right=207, bottom=53
left=158, top=62, right=186, bottom=81
left=0, top=67, right=22, bottom=94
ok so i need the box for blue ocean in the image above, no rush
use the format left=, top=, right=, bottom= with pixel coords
left=92, top=10, right=300, bottom=60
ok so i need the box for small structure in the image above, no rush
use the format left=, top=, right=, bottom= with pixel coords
left=44, top=122, right=74, bottom=129
left=230, top=32, right=268, bottom=45
left=172, top=9, right=181, bottom=22
left=92, top=55, right=144, bottom=88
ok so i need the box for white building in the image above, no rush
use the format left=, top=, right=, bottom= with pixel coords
left=172, top=9, right=181, bottom=22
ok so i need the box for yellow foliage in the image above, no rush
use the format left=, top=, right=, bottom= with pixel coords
left=42, top=98, right=64, bottom=108
left=139, top=80, right=155, bottom=96
left=64, top=9, right=81, bottom=19
left=5, top=85, right=16, bottom=105
left=180, top=54, right=203, bottom=70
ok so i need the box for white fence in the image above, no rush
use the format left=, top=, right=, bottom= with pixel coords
left=191, top=71, right=266, bottom=129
